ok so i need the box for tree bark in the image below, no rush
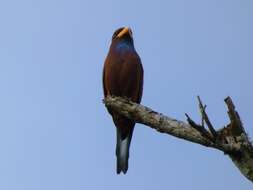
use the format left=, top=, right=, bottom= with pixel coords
left=103, top=96, right=253, bottom=182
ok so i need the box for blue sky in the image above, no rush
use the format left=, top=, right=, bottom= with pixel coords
left=0, top=0, right=252, bottom=189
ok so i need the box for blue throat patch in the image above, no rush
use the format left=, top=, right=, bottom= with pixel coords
left=115, top=41, right=134, bottom=52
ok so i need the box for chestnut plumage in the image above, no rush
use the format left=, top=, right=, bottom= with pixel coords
left=103, top=27, right=143, bottom=174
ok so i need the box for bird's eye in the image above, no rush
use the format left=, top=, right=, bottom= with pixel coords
left=129, top=29, right=133, bottom=37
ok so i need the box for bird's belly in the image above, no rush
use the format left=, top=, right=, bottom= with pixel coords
left=106, top=62, right=139, bottom=101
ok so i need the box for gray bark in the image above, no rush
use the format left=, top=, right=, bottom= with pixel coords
left=103, top=96, right=253, bottom=182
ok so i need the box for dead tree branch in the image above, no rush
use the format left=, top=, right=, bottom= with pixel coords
left=103, top=96, right=253, bottom=182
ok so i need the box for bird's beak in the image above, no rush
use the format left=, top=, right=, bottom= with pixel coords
left=116, top=27, right=131, bottom=38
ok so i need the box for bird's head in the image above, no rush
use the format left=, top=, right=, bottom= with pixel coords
left=112, top=27, right=134, bottom=44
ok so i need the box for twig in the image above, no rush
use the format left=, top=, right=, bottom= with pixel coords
left=185, top=113, right=213, bottom=141
left=197, top=96, right=217, bottom=138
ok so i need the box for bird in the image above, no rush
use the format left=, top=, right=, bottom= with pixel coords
left=103, top=27, right=143, bottom=174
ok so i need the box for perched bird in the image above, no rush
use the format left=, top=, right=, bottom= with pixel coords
left=103, top=27, right=143, bottom=174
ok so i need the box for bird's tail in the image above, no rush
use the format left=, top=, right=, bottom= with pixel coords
left=116, top=128, right=133, bottom=174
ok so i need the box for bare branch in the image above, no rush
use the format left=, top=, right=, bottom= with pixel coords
left=103, top=95, right=253, bottom=182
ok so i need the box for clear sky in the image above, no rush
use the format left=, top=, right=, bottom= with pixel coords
left=0, top=0, right=252, bottom=189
